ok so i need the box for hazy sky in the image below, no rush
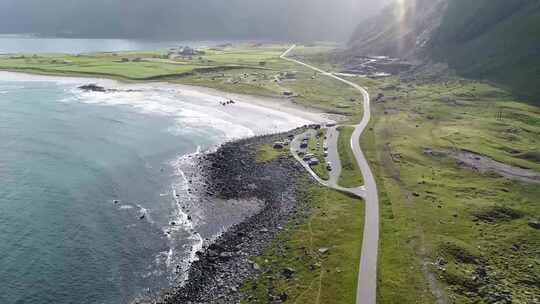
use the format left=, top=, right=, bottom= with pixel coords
left=0, top=0, right=388, bottom=41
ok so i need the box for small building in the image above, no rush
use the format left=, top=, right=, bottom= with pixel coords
left=178, top=46, right=197, bottom=56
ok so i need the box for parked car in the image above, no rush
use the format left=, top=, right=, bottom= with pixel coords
left=303, top=153, right=315, bottom=161
left=308, top=158, right=320, bottom=166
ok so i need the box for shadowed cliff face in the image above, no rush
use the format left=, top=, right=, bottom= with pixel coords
left=347, top=0, right=540, bottom=102
left=347, top=0, right=449, bottom=58
left=0, top=0, right=386, bottom=41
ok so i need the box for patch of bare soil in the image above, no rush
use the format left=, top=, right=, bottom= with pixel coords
left=425, top=148, right=540, bottom=183
left=453, top=150, right=540, bottom=184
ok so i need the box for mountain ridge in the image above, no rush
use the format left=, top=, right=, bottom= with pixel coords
left=348, top=0, right=540, bottom=102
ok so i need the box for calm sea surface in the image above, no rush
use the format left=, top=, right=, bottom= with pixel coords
left=0, top=34, right=217, bottom=54
left=0, top=76, right=221, bottom=304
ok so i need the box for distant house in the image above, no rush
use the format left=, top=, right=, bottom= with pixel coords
left=50, top=59, right=73, bottom=65
left=179, top=46, right=196, bottom=56
left=168, top=46, right=203, bottom=60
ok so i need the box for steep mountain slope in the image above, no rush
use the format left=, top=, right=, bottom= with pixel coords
left=348, top=0, right=540, bottom=101
left=430, top=0, right=540, bottom=100
left=348, top=0, right=449, bottom=59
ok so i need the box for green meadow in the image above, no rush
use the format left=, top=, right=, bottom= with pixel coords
left=357, top=77, right=540, bottom=304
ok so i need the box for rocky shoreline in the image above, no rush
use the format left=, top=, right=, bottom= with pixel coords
left=145, top=127, right=312, bottom=304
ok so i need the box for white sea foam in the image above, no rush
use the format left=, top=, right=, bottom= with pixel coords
left=163, top=148, right=205, bottom=284
left=1, top=71, right=320, bottom=141
left=66, top=84, right=311, bottom=140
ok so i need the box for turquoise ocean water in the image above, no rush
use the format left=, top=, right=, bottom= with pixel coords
left=0, top=37, right=311, bottom=304
left=0, top=76, right=221, bottom=303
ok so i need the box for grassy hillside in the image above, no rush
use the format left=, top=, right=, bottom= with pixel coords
left=356, top=76, right=540, bottom=303
left=0, top=45, right=286, bottom=80
left=242, top=177, right=364, bottom=303
left=431, top=0, right=540, bottom=102
left=337, top=126, right=364, bottom=188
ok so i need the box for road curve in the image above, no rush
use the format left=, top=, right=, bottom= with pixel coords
left=289, top=129, right=367, bottom=198
left=281, top=45, right=380, bottom=304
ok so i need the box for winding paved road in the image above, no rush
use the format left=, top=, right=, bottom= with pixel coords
left=281, top=45, right=380, bottom=304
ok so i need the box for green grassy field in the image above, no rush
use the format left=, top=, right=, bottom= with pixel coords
left=357, top=76, right=540, bottom=304
left=242, top=177, right=364, bottom=303
left=256, top=144, right=288, bottom=163
left=337, top=126, right=364, bottom=187
left=265, top=47, right=540, bottom=303
left=308, top=129, right=329, bottom=180
left=0, top=46, right=285, bottom=79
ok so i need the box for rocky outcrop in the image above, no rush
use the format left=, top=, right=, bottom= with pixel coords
left=78, top=84, right=106, bottom=92
left=151, top=128, right=311, bottom=304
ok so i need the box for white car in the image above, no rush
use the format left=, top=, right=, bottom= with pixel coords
left=303, top=153, right=315, bottom=161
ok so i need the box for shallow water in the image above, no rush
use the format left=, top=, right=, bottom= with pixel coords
left=0, top=73, right=311, bottom=304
